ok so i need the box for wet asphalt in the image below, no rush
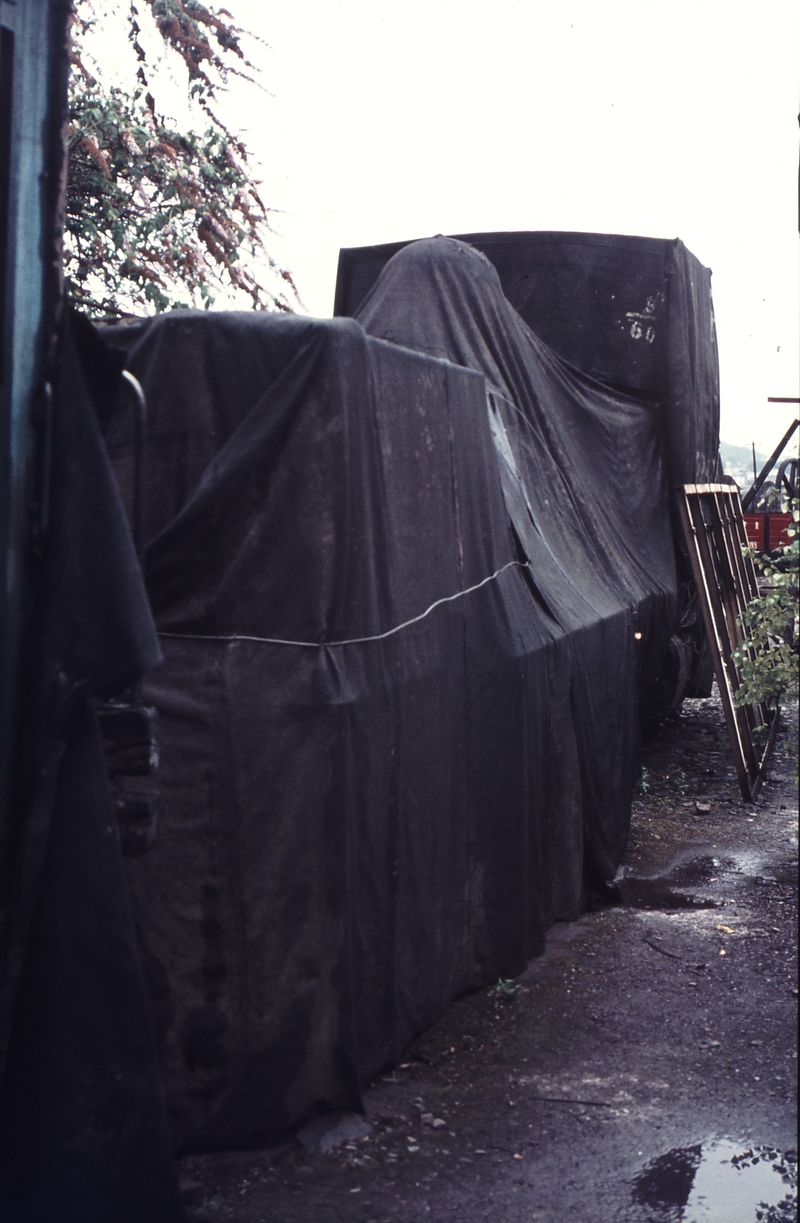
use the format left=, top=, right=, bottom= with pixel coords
left=180, top=693, right=798, bottom=1222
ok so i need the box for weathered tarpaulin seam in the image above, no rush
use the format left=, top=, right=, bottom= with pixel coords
left=157, top=559, right=528, bottom=648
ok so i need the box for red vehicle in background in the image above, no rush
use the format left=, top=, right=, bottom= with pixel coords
left=740, top=426, right=798, bottom=554
left=742, top=508, right=794, bottom=553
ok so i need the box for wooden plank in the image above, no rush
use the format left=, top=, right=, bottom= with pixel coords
left=707, top=491, right=765, bottom=737
left=678, top=483, right=779, bottom=801
left=677, top=489, right=753, bottom=798
left=695, top=493, right=760, bottom=777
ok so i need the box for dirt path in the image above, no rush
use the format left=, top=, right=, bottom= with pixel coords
left=180, top=693, right=798, bottom=1223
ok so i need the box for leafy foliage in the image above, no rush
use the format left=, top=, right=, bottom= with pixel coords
left=137, top=0, right=260, bottom=103
left=487, top=978, right=522, bottom=1010
left=732, top=499, right=799, bottom=714
left=66, top=1, right=297, bottom=317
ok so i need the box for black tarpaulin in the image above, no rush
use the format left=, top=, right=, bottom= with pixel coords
left=108, top=312, right=569, bottom=1149
left=335, top=229, right=720, bottom=486
left=355, top=235, right=678, bottom=891
left=98, top=225, right=716, bottom=1152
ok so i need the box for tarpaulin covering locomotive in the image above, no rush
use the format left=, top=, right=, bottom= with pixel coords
left=99, top=232, right=718, bottom=1151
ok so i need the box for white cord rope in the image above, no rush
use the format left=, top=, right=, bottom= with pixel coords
left=158, top=559, right=528, bottom=649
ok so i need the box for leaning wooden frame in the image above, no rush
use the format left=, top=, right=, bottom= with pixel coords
left=678, top=483, right=779, bottom=801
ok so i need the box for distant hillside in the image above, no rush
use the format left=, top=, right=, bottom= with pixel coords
left=719, top=441, right=767, bottom=472
left=719, top=441, right=769, bottom=489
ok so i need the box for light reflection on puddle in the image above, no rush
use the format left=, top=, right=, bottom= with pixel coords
left=633, top=1140, right=797, bottom=1222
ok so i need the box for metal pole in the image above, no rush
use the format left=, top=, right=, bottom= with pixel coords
left=741, top=418, right=800, bottom=513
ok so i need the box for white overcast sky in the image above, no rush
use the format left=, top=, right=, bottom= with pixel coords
left=94, top=0, right=800, bottom=451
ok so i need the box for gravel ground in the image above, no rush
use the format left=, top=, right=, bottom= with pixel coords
left=179, top=692, right=798, bottom=1223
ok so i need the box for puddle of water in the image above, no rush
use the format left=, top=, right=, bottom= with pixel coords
left=633, top=1141, right=797, bottom=1223
left=618, top=846, right=797, bottom=911
left=667, top=857, right=724, bottom=887
left=727, top=851, right=774, bottom=878
left=718, top=851, right=798, bottom=886
left=619, top=878, right=716, bottom=911
left=634, top=1143, right=702, bottom=1211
